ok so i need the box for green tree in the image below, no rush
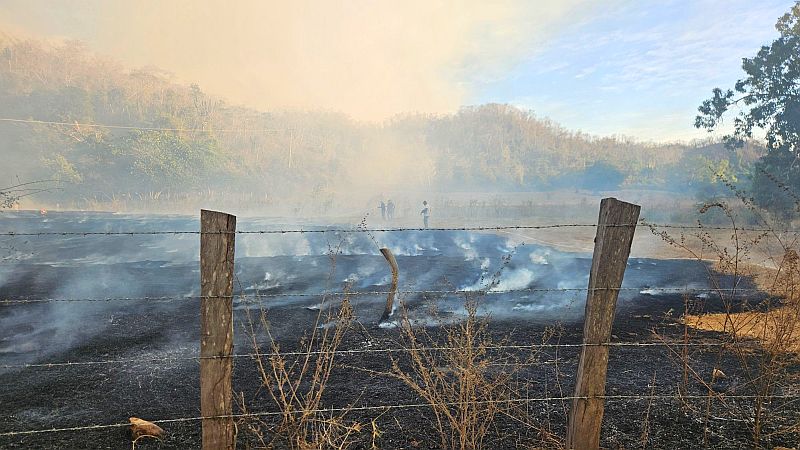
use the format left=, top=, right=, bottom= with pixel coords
left=116, top=130, right=220, bottom=191
left=581, top=161, right=626, bottom=192
left=751, top=148, right=800, bottom=220
left=695, top=3, right=800, bottom=217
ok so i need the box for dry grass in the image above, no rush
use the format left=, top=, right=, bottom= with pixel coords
left=648, top=183, right=800, bottom=447
left=239, top=297, right=363, bottom=450
left=684, top=248, right=800, bottom=354
left=685, top=309, right=800, bottom=353
left=234, top=236, right=372, bottom=449
left=385, top=298, right=563, bottom=450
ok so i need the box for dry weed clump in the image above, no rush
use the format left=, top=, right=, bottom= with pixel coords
left=386, top=299, right=560, bottom=450
left=647, top=181, right=800, bottom=447
left=236, top=236, right=370, bottom=449
left=240, top=296, right=364, bottom=450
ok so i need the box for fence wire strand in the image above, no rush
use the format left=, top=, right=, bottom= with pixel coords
left=0, top=224, right=597, bottom=236
left=1, top=223, right=798, bottom=237
left=2, top=393, right=799, bottom=438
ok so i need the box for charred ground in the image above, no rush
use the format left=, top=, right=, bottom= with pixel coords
left=1, top=290, right=799, bottom=449
left=0, top=212, right=798, bottom=449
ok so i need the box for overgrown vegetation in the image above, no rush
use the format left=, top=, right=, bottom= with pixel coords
left=241, top=297, right=363, bottom=449
left=648, top=179, right=800, bottom=448
left=385, top=299, right=559, bottom=450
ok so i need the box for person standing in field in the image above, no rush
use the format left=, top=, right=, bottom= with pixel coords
left=378, top=200, right=386, bottom=220
left=420, top=200, right=430, bottom=228
left=386, top=199, right=395, bottom=220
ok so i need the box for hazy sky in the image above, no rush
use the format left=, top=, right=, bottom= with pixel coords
left=0, top=0, right=794, bottom=142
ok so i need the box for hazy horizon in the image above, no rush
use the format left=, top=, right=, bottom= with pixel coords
left=1, top=0, right=794, bottom=142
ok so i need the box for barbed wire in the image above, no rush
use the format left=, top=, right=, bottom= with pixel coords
left=0, top=224, right=597, bottom=236
left=642, top=223, right=800, bottom=233
left=0, top=118, right=287, bottom=134
left=0, top=223, right=797, bottom=237
left=0, top=287, right=764, bottom=305
left=0, top=340, right=735, bottom=370
left=0, top=295, right=202, bottom=305
left=2, top=393, right=799, bottom=437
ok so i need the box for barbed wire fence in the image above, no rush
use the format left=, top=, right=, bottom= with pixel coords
left=0, top=213, right=796, bottom=447
left=1, top=223, right=799, bottom=236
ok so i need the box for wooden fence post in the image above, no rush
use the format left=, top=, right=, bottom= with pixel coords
left=200, top=210, right=236, bottom=450
left=566, top=198, right=640, bottom=450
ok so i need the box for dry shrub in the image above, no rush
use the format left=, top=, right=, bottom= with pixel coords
left=647, top=182, right=800, bottom=447
left=240, top=296, right=363, bottom=449
left=236, top=236, right=369, bottom=449
left=386, top=298, right=560, bottom=450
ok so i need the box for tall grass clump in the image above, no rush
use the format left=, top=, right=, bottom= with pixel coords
left=386, top=298, right=560, bottom=450
left=240, top=296, right=362, bottom=450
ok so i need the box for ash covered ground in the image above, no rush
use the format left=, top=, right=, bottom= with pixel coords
left=0, top=211, right=798, bottom=449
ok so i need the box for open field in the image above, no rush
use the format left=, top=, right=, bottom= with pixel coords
left=0, top=210, right=798, bottom=449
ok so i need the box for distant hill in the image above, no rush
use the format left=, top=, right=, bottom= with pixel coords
left=0, top=34, right=765, bottom=209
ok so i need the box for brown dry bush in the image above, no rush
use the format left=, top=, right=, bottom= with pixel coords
left=239, top=296, right=363, bottom=450
left=236, top=237, right=366, bottom=449
left=386, top=298, right=562, bottom=450
left=647, top=180, right=800, bottom=447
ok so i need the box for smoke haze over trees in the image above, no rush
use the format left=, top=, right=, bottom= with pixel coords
left=0, top=33, right=768, bottom=213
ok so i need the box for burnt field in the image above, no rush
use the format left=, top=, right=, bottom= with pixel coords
left=0, top=211, right=798, bottom=449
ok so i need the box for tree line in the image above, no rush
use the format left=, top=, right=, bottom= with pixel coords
left=0, top=27, right=786, bottom=216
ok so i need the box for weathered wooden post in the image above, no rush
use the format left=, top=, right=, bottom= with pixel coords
left=566, top=198, right=640, bottom=450
left=200, top=210, right=236, bottom=449
left=379, top=247, right=399, bottom=323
